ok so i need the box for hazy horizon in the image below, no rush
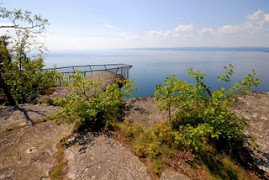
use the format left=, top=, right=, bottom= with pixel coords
left=46, top=46, right=269, bottom=54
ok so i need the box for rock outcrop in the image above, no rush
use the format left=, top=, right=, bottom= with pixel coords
left=65, top=133, right=151, bottom=180
left=0, top=121, right=72, bottom=179
left=1, top=69, right=268, bottom=179
left=232, top=92, right=269, bottom=172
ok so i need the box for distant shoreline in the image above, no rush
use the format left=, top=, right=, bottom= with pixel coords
left=122, top=47, right=269, bottom=53
left=47, top=47, right=269, bottom=54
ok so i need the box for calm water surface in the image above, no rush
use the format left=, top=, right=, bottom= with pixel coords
left=44, top=49, right=269, bottom=97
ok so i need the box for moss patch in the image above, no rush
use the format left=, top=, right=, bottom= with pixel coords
left=49, top=141, right=68, bottom=179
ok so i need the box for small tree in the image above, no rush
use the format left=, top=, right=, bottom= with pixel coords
left=0, top=36, right=16, bottom=105
left=0, top=5, right=59, bottom=105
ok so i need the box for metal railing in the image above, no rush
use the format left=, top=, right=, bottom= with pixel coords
left=42, top=64, right=132, bottom=79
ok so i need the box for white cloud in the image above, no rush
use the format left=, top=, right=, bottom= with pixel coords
left=265, top=14, right=269, bottom=22
left=119, top=32, right=143, bottom=40
left=103, top=23, right=116, bottom=29
left=217, top=25, right=241, bottom=34
left=243, top=10, right=269, bottom=32
left=41, top=9, right=269, bottom=50
left=147, top=30, right=172, bottom=38
left=173, top=24, right=194, bottom=32
left=146, top=10, right=269, bottom=47
left=247, top=9, right=263, bottom=21
left=148, top=24, right=194, bottom=39
left=200, top=27, right=214, bottom=34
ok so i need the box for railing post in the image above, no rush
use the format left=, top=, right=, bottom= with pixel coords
left=126, top=67, right=129, bottom=79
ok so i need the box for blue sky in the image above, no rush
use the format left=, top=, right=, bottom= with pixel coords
left=1, top=0, right=269, bottom=50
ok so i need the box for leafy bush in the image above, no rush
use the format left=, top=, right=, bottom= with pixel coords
left=155, top=65, right=260, bottom=152
left=117, top=65, right=260, bottom=177
left=55, top=71, right=134, bottom=132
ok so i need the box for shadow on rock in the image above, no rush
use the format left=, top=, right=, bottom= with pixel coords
left=65, top=130, right=112, bottom=154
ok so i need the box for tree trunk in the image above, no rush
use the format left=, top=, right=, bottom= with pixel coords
left=0, top=71, right=16, bottom=106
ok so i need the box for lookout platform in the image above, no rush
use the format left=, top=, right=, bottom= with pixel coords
left=43, top=64, right=132, bottom=79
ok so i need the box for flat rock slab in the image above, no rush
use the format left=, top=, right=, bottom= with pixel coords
left=0, top=121, right=72, bottom=179
left=232, top=92, right=269, bottom=172
left=65, top=133, right=151, bottom=180
left=160, top=169, right=190, bottom=180
left=0, top=104, right=59, bottom=130
left=125, top=97, right=168, bottom=127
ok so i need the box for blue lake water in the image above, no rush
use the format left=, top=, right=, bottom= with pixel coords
left=44, top=48, right=269, bottom=97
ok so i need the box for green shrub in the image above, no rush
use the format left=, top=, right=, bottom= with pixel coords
left=55, top=71, right=134, bottom=132
left=155, top=65, right=259, bottom=152
left=117, top=65, right=259, bottom=177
